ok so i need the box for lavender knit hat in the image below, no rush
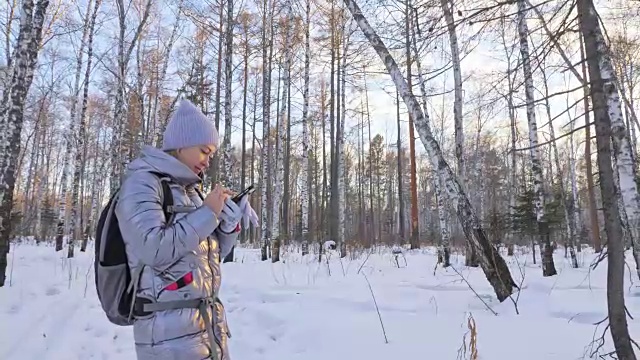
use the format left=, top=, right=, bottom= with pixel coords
left=162, top=99, right=219, bottom=151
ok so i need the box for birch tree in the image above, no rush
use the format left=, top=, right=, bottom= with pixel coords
left=260, top=0, right=274, bottom=261
left=342, top=0, right=517, bottom=301
left=300, top=0, right=312, bottom=251
left=222, top=0, right=234, bottom=188
left=439, top=0, right=474, bottom=266
left=111, top=0, right=153, bottom=192
left=578, top=0, right=637, bottom=356
left=76, top=0, right=102, bottom=253
left=56, top=0, right=94, bottom=257
left=0, top=0, right=50, bottom=287
left=516, top=0, right=556, bottom=277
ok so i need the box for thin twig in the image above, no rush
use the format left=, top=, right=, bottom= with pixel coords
left=356, top=247, right=374, bottom=274
left=450, top=265, right=498, bottom=316
left=362, top=273, right=388, bottom=344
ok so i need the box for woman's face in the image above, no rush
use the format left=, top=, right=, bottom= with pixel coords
left=175, top=144, right=217, bottom=175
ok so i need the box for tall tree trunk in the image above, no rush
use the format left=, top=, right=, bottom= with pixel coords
left=0, top=0, right=49, bottom=287
left=440, top=0, right=472, bottom=265
left=363, top=69, right=375, bottom=245
left=578, top=1, right=637, bottom=357
left=300, top=0, right=312, bottom=253
left=111, top=0, right=152, bottom=193
left=409, top=11, right=449, bottom=264
left=207, top=4, right=226, bottom=189
left=66, top=0, right=97, bottom=258
left=260, top=0, right=273, bottom=261
left=337, top=12, right=347, bottom=257
left=435, top=173, right=451, bottom=266
left=541, top=65, right=578, bottom=268
left=343, top=0, right=517, bottom=301
left=568, top=86, right=583, bottom=253
left=222, top=0, right=235, bottom=262
left=272, top=0, right=293, bottom=263
left=583, top=4, right=640, bottom=276
left=406, top=1, right=419, bottom=250
left=517, top=0, right=556, bottom=276
left=396, top=90, right=405, bottom=242
left=78, top=0, right=102, bottom=252
left=153, top=0, right=184, bottom=146
left=238, top=15, right=250, bottom=247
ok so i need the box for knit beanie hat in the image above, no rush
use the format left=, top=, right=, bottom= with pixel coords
left=162, top=99, right=219, bottom=151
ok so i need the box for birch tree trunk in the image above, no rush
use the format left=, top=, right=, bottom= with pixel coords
left=405, top=2, right=419, bottom=250
left=64, top=0, right=96, bottom=258
left=578, top=1, right=637, bottom=357
left=517, top=0, right=556, bottom=276
left=409, top=11, right=450, bottom=265
left=0, top=0, right=49, bottom=287
left=222, top=0, right=234, bottom=188
left=343, top=0, right=517, bottom=301
left=300, top=0, right=312, bottom=251
left=439, top=0, right=471, bottom=264
left=435, top=173, right=451, bottom=266
left=260, top=0, right=273, bottom=261
left=568, top=100, right=583, bottom=253
left=338, top=13, right=348, bottom=257
left=529, top=0, right=603, bottom=253
left=77, top=0, right=102, bottom=253
left=153, top=0, right=184, bottom=147
left=542, top=66, right=578, bottom=268
left=272, top=0, right=293, bottom=263
left=206, top=5, right=226, bottom=189
left=579, top=2, right=640, bottom=277
left=111, top=0, right=152, bottom=192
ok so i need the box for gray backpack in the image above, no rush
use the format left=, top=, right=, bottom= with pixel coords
left=94, top=172, right=173, bottom=326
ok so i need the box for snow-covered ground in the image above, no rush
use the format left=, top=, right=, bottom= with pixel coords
left=1, top=241, right=639, bottom=360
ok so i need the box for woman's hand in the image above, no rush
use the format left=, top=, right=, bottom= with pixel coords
left=203, top=184, right=228, bottom=216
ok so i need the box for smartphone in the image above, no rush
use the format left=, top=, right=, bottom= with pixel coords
left=232, top=184, right=255, bottom=203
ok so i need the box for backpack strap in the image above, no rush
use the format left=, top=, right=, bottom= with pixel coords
left=125, top=171, right=175, bottom=321
left=148, top=171, right=175, bottom=223
left=137, top=296, right=223, bottom=360
left=159, top=178, right=174, bottom=221
left=193, top=185, right=204, bottom=201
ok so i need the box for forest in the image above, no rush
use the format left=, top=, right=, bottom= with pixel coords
left=0, top=0, right=638, bottom=358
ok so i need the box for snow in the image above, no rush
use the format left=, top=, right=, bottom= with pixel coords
left=1, top=242, right=639, bottom=360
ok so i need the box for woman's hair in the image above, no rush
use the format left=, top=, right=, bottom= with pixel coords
left=165, top=149, right=179, bottom=158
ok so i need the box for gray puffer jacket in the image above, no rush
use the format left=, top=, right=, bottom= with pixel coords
left=115, top=145, right=238, bottom=360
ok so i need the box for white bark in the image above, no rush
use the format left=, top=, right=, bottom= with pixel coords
left=517, top=0, right=556, bottom=276
left=337, top=15, right=350, bottom=256
left=111, top=0, right=152, bottom=192
left=440, top=0, right=464, bottom=182
left=222, top=0, right=234, bottom=187
left=300, top=0, right=311, bottom=242
left=568, top=108, right=582, bottom=248
left=76, top=0, right=102, bottom=252
left=589, top=10, right=640, bottom=276
left=272, top=0, right=293, bottom=245
left=260, top=0, right=273, bottom=261
left=153, top=0, right=184, bottom=146
left=409, top=15, right=450, bottom=264
left=64, top=0, right=96, bottom=257
left=434, top=173, right=450, bottom=263
left=0, top=0, right=49, bottom=287
left=545, top=85, right=577, bottom=267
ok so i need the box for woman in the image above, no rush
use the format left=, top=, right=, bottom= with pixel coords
left=115, top=99, right=258, bottom=360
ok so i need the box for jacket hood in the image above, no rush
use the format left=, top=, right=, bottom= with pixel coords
left=125, top=145, right=202, bottom=186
